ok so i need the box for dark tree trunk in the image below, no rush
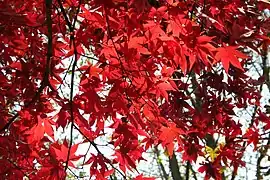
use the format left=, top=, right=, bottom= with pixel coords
left=169, top=152, right=182, bottom=180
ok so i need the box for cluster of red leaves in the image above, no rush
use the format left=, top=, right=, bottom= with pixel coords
left=0, top=0, right=270, bottom=179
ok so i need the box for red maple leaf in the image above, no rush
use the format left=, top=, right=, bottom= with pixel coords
left=159, top=123, right=184, bottom=156
left=215, top=46, right=248, bottom=73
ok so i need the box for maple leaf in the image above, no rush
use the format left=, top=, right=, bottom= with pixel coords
left=9, top=61, right=22, bottom=71
left=80, top=6, right=105, bottom=28
left=51, top=141, right=82, bottom=168
left=128, top=36, right=150, bottom=55
left=156, top=81, right=176, bottom=101
left=159, top=123, right=184, bottom=156
left=215, top=46, right=248, bottom=73
left=89, top=64, right=103, bottom=78
left=205, top=145, right=220, bottom=162
left=86, top=153, right=114, bottom=179
left=167, top=15, right=191, bottom=37
left=195, top=36, right=216, bottom=65
left=243, top=128, right=259, bottom=150
left=9, top=39, right=28, bottom=50
left=181, top=143, right=204, bottom=163
left=134, top=174, right=155, bottom=180
left=25, top=116, right=45, bottom=144
left=56, top=108, right=70, bottom=128
left=198, top=162, right=223, bottom=180
left=144, top=21, right=165, bottom=40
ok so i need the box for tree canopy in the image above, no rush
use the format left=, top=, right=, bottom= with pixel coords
left=0, top=0, right=270, bottom=179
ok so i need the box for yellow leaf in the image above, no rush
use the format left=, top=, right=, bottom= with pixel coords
left=205, top=145, right=220, bottom=162
left=219, top=166, right=226, bottom=174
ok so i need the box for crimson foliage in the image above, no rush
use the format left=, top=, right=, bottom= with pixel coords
left=0, top=0, right=270, bottom=179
